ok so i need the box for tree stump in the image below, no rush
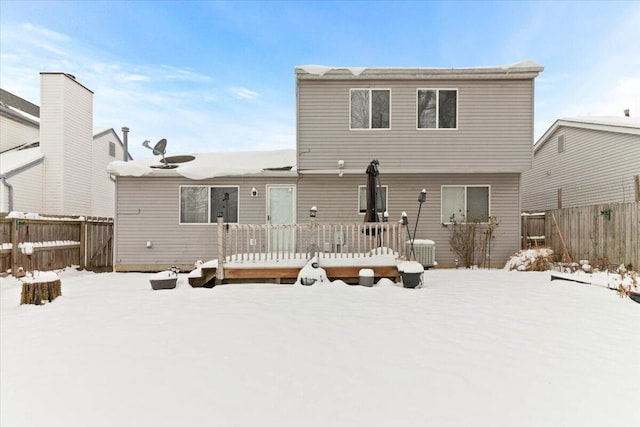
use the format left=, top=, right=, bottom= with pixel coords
left=20, top=279, right=62, bottom=305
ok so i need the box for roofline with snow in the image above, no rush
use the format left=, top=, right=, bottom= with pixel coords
left=295, top=61, right=544, bottom=81
left=534, top=117, right=640, bottom=154
left=0, top=103, right=39, bottom=128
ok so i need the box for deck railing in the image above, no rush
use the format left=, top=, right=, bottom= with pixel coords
left=218, top=218, right=409, bottom=265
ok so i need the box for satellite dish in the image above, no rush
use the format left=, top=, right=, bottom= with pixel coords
left=152, top=138, right=167, bottom=156
left=142, top=138, right=175, bottom=168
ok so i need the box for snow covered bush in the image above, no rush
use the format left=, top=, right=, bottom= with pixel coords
left=505, top=248, right=554, bottom=271
left=614, top=265, right=639, bottom=298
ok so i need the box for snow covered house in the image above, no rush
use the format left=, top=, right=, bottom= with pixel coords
left=108, top=61, right=544, bottom=272
left=0, top=73, right=130, bottom=217
left=521, top=115, right=640, bottom=211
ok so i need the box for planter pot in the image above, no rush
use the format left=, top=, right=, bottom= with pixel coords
left=398, top=261, right=424, bottom=288
left=150, top=277, right=177, bottom=290
left=400, top=272, right=422, bottom=288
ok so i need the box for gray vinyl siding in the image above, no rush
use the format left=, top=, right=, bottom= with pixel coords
left=521, top=126, right=640, bottom=211
left=115, top=173, right=520, bottom=270
left=297, top=79, right=534, bottom=173
left=114, top=176, right=298, bottom=270
left=297, top=173, right=520, bottom=267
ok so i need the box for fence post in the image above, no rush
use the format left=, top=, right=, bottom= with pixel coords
left=521, top=213, right=528, bottom=249
left=79, top=219, right=87, bottom=270
left=11, top=218, right=19, bottom=276
left=216, top=214, right=225, bottom=283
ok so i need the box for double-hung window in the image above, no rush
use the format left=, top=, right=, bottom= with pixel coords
left=350, top=89, right=390, bottom=129
left=357, top=185, right=388, bottom=214
left=441, top=185, right=490, bottom=223
left=180, top=186, right=239, bottom=224
left=417, top=89, right=458, bottom=129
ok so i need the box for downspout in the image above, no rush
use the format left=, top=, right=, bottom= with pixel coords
left=0, top=175, right=14, bottom=211
left=122, top=126, right=129, bottom=162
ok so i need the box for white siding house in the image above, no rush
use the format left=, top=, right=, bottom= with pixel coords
left=0, top=73, right=130, bottom=217
left=521, top=116, right=640, bottom=211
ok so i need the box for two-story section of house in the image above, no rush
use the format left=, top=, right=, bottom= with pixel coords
left=295, top=61, right=544, bottom=267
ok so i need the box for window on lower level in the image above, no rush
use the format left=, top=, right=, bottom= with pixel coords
left=350, top=89, right=390, bottom=129
left=417, top=89, right=457, bottom=129
left=441, top=185, right=490, bottom=223
left=358, top=185, right=388, bottom=214
left=179, top=186, right=239, bottom=224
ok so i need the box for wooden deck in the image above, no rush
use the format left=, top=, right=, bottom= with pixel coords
left=189, top=264, right=400, bottom=287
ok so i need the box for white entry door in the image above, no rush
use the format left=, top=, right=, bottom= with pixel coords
left=267, top=185, right=296, bottom=252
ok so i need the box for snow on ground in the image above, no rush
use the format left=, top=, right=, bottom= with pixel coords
left=1, top=268, right=638, bottom=427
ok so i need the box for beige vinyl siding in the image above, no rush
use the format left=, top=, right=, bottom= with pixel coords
left=115, top=176, right=298, bottom=270
left=0, top=163, right=44, bottom=213
left=297, top=173, right=521, bottom=267
left=40, top=73, right=94, bottom=216
left=297, top=79, right=534, bottom=173
left=522, top=126, right=640, bottom=211
left=0, top=114, right=39, bottom=152
left=91, top=131, right=121, bottom=217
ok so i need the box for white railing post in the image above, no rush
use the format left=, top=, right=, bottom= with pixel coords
left=216, top=214, right=225, bottom=282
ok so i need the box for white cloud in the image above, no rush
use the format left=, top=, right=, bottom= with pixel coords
left=229, top=87, right=260, bottom=100
left=116, top=73, right=151, bottom=83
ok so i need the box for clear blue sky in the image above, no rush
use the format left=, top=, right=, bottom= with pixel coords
left=1, top=1, right=638, bottom=160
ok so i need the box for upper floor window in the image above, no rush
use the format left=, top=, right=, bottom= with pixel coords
left=417, top=89, right=458, bottom=129
left=109, top=141, right=116, bottom=157
left=441, top=185, right=489, bottom=224
left=350, top=89, right=390, bottom=129
left=180, top=185, right=239, bottom=224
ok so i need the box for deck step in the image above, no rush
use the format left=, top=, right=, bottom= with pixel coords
left=188, top=267, right=217, bottom=288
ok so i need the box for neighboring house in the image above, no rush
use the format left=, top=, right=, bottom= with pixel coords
left=521, top=116, right=640, bottom=211
left=0, top=73, right=130, bottom=217
left=109, top=61, right=543, bottom=271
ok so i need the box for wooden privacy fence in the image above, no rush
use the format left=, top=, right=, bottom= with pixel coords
left=0, top=215, right=113, bottom=275
left=522, top=202, right=639, bottom=268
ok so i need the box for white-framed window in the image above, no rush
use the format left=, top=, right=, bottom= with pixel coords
left=179, top=185, right=239, bottom=224
left=417, top=89, right=458, bottom=129
left=441, top=185, right=490, bottom=223
left=350, top=88, right=391, bottom=129
left=358, top=185, right=388, bottom=214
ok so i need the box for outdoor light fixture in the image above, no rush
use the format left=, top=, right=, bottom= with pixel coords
left=309, top=206, right=318, bottom=218
left=418, top=188, right=427, bottom=203
left=401, top=211, right=408, bottom=226
left=383, top=211, right=389, bottom=222
left=251, top=187, right=258, bottom=197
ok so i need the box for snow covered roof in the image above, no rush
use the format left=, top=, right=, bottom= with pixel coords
left=107, top=149, right=297, bottom=180
left=0, top=146, right=44, bottom=176
left=534, top=115, right=640, bottom=153
left=296, top=60, right=544, bottom=80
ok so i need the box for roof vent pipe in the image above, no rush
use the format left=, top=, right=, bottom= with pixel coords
left=122, top=126, right=129, bottom=161
left=624, top=109, right=630, bottom=117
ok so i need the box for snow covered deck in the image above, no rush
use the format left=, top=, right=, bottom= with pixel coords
left=189, top=251, right=401, bottom=286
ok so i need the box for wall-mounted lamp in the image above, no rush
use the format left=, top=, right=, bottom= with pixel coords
left=146, top=241, right=152, bottom=248
left=309, top=206, right=318, bottom=218
left=251, top=187, right=258, bottom=197
left=383, top=211, right=389, bottom=222
left=338, top=160, right=345, bottom=168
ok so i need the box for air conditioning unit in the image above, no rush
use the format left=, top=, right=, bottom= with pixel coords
left=405, top=239, right=436, bottom=268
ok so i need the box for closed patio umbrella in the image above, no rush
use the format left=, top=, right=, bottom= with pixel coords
left=364, top=160, right=380, bottom=223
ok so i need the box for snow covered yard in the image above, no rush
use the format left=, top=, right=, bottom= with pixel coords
left=1, top=269, right=638, bottom=427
